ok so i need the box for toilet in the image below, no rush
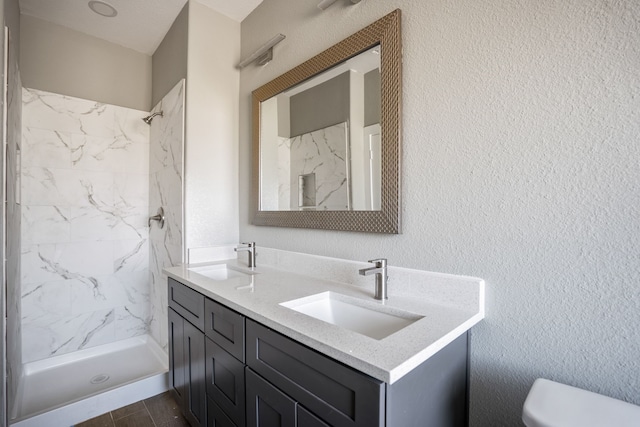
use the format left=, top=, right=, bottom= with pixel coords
left=523, top=378, right=640, bottom=427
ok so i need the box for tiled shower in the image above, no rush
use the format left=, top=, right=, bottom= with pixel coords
left=13, top=80, right=184, bottom=420
left=21, top=87, right=152, bottom=362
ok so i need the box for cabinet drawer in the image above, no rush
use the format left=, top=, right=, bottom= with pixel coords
left=246, top=320, right=385, bottom=427
left=206, top=338, right=245, bottom=426
left=169, top=278, right=205, bottom=331
left=205, top=298, right=245, bottom=362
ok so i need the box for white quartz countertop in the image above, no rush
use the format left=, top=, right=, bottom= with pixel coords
left=165, top=255, right=484, bottom=384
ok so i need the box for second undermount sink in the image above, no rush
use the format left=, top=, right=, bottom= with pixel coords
left=280, top=292, right=423, bottom=340
left=188, top=264, right=253, bottom=281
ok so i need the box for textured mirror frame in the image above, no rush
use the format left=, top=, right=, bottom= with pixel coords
left=252, top=9, right=402, bottom=233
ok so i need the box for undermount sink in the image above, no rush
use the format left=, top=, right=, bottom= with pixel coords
left=188, top=264, right=253, bottom=281
left=280, top=292, right=423, bottom=340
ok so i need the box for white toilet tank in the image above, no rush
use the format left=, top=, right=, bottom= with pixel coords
left=523, top=378, right=640, bottom=427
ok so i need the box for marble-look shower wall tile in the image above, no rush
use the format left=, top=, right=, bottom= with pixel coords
left=115, top=270, right=150, bottom=304
left=22, top=89, right=117, bottom=138
left=115, top=174, right=149, bottom=208
left=288, top=122, right=350, bottom=210
left=149, top=80, right=184, bottom=351
left=67, top=205, right=147, bottom=242
left=22, top=128, right=73, bottom=169
left=277, top=137, right=291, bottom=209
left=70, top=275, right=135, bottom=316
left=151, top=241, right=182, bottom=276
left=148, top=294, right=168, bottom=352
left=22, top=167, right=116, bottom=207
left=71, top=134, right=148, bottom=174
left=22, top=242, right=115, bottom=285
left=22, top=206, right=71, bottom=245
left=21, top=280, right=73, bottom=323
left=114, top=107, right=151, bottom=145
left=22, top=309, right=116, bottom=362
left=114, top=239, right=149, bottom=274
left=115, top=303, right=150, bottom=340
left=149, top=204, right=182, bottom=248
left=150, top=84, right=183, bottom=176
left=21, top=88, right=151, bottom=363
left=150, top=168, right=182, bottom=211
left=149, top=120, right=182, bottom=176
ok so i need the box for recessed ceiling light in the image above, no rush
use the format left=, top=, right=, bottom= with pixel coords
left=88, top=0, right=118, bottom=18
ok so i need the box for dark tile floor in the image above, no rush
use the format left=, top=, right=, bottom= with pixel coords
left=74, top=391, right=190, bottom=427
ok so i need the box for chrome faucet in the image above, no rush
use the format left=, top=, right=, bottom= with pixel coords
left=358, top=258, right=388, bottom=300
left=234, top=242, right=256, bottom=268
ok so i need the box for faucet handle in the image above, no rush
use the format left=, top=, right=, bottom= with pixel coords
left=367, top=258, right=387, bottom=267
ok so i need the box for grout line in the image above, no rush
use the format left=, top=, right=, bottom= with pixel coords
left=143, top=400, right=158, bottom=427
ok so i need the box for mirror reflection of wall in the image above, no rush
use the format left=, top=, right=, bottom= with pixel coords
left=259, top=46, right=381, bottom=211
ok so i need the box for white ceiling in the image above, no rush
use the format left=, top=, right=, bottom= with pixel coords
left=19, top=0, right=263, bottom=56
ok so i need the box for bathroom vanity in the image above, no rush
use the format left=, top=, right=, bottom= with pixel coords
left=165, top=249, right=484, bottom=427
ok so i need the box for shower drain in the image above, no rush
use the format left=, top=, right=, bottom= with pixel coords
left=90, top=374, right=110, bottom=384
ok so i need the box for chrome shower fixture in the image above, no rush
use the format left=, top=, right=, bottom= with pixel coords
left=142, top=111, right=163, bottom=124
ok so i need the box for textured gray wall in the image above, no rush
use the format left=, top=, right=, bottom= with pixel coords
left=20, top=15, right=152, bottom=111
left=240, top=1, right=640, bottom=425
left=152, top=3, right=188, bottom=108
left=183, top=1, right=240, bottom=252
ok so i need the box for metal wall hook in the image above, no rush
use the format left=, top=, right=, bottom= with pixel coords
left=149, top=207, right=165, bottom=228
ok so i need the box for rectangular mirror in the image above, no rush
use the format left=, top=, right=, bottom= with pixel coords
left=260, top=46, right=381, bottom=211
left=252, top=9, right=401, bottom=233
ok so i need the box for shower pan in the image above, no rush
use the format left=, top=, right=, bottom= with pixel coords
left=11, top=337, right=166, bottom=427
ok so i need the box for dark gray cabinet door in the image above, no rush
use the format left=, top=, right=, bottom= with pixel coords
left=206, top=337, right=245, bottom=426
left=246, top=368, right=296, bottom=427
left=208, top=397, right=238, bottom=427
left=184, top=319, right=207, bottom=427
left=205, top=298, right=245, bottom=362
left=169, top=308, right=186, bottom=406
